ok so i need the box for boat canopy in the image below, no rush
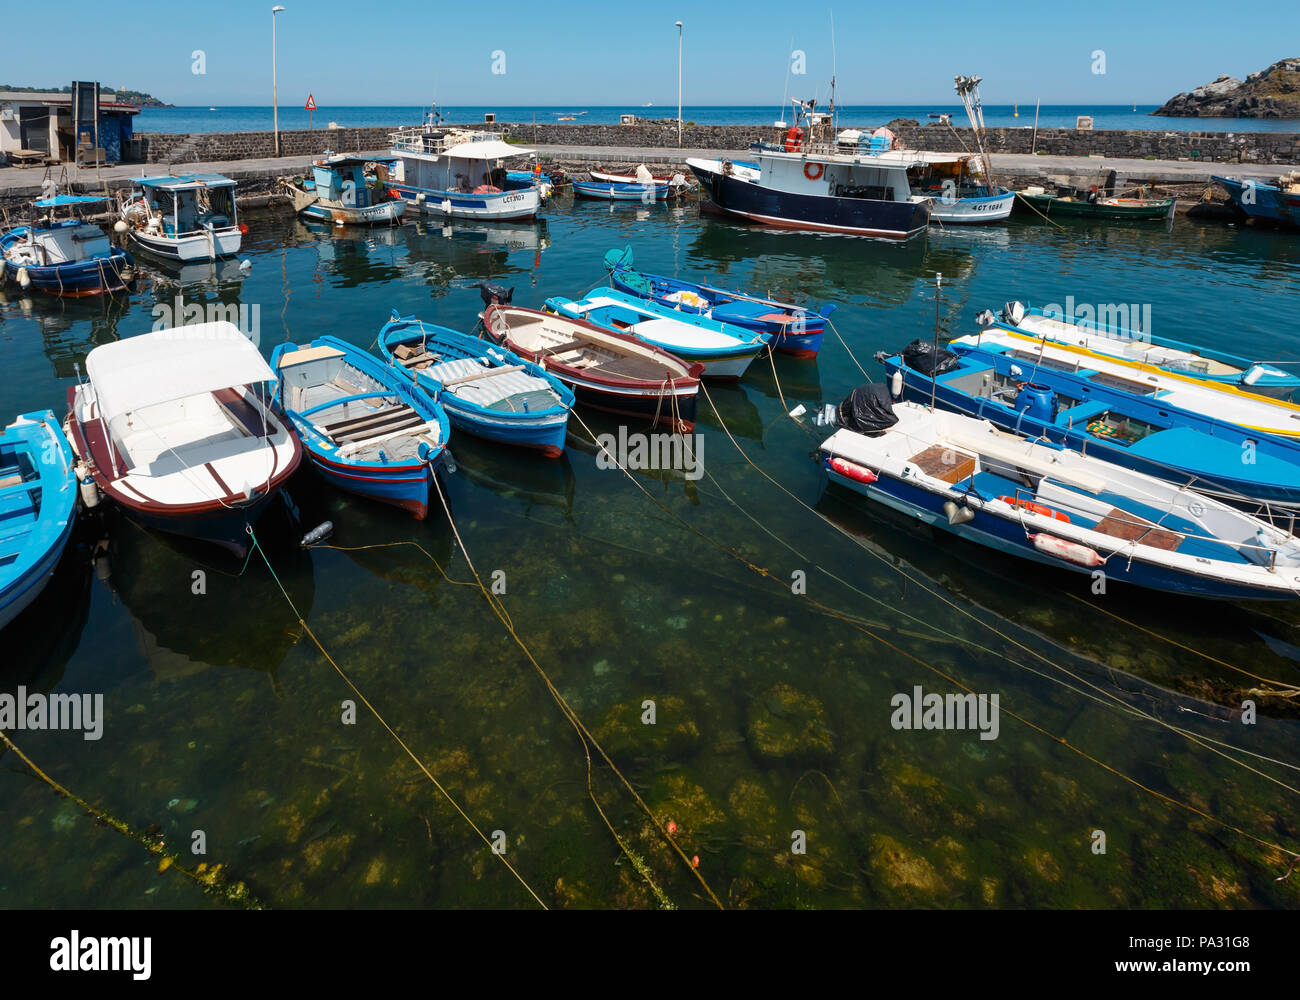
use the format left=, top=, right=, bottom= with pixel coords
left=443, top=139, right=532, bottom=160
left=134, top=174, right=238, bottom=191
left=33, top=195, right=111, bottom=207
left=86, top=323, right=274, bottom=425
left=317, top=155, right=375, bottom=168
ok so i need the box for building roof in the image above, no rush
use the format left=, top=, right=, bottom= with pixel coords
left=0, top=91, right=140, bottom=114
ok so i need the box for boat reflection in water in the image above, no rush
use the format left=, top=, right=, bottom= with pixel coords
left=452, top=434, right=576, bottom=517
left=13, top=291, right=133, bottom=379
left=1, top=523, right=94, bottom=690
left=687, top=217, right=975, bottom=310
left=98, top=508, right=314, bottom=681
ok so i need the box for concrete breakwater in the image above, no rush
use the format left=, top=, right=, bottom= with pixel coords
left=129, top=121, right=1300, bottom=166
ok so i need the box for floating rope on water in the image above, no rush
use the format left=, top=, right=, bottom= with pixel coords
left=0, top=729, right=264, bottom=908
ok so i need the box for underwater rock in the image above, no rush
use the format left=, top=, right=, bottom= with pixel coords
left=653, top=773, right=726, bottom=832
left=726, top=776, right=780, bottom=849
left=868, top=833, right=943, bottom=895
left=745, top=684, right=834, bottom=765
left=593, top=695, right=702, bottom=759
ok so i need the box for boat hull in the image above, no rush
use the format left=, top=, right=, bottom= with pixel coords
left=302, top=449, right=435, bottom=519
left=825, top=459, right=1294, bottom=600
left=298, top=200, right=405, bottom=226
left=0, top=411, right=78, bottom=631
left=607, top=270, right=826, bottom=358
left=882, top=358, right=1300, bottom=508
left=64, top=386, right=300, bottom=556
left=928, top=189, right=1015, bottom=224
left=390, top=184, right=540, bottom=221
left=128, top=227, right=242, bottom=262
left=0, top=243, right=133, bottom=297
left=1016, top=192, right=1175, bottom=220
left=689, top=162, right=930, bottom=239
left=1213, top=175, right=1300, bottom=227
left=573, top=181, right=671, bottom=201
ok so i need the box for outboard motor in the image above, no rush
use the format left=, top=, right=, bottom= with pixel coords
left=1013, top=383, right=1058, bottom=422
left=1000, top=301, right=1026, bottom=326
left=478, top=281, right=514, bottom=308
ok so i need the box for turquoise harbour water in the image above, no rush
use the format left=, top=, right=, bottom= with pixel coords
left=135, top=105, right=1300, bottom=134
left=2, top=199, right=1299, bottom=909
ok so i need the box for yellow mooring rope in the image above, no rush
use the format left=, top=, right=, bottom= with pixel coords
left=0, top=729, right=264, bottom=908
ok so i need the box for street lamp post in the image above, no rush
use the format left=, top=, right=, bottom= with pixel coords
left=675, top=21, right=683, bottom=148
left=272, top=6, right=285, bottom=157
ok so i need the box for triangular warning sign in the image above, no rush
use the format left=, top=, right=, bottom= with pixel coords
left=305, top=94, right=317, bottom=111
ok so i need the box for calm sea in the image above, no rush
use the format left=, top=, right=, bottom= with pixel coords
left=2, top=198, right=1298, bottom=909
left=135, top=105, right=1300, bottom=134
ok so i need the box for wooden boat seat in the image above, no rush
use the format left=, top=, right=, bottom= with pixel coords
left=0, top=474, right=24, bottom=490
left=1091, top=507, right=1184, bottom=551
left=908, top=444, right=976, bottom=484
left=540, top=339, right=589, bottom=356
left=586, top=355, right=677, bottom=382
left=320, top=404, right=423, bottom=443
left=212, top=389, right=272, bottom=438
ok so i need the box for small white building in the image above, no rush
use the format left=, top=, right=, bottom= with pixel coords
left=0, top=89, right=140, bottom=164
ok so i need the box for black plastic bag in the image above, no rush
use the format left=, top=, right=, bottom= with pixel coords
left=837, top=383, right=898, bottom=436
left=479, top=281, right=514, bottom=307
left=902, top=338, right=959, bottom=377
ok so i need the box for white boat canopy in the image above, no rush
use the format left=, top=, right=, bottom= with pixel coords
left=86, top=323, right=274, bottom=425
left=442, top=139, right=533, bottom=160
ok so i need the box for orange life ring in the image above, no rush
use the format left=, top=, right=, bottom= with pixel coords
left=999, top=496, right=1070, bottom=523
left=804, top=162, right=824, bottom=181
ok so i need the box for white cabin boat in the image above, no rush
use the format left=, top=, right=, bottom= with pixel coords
left=386, top=127, right=542, bottom=221
left=119, top=174, right=244, bottom=262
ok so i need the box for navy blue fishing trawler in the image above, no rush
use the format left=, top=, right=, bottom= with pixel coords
left=687, top=99, right=931, bottom=239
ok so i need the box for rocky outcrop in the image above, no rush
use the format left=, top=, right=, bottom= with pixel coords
left=1153, top=58, right=1300, bottom=118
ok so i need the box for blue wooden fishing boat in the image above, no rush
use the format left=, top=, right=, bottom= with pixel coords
left=602, top=246, right=833, bottom=358
left=991, top=301, right=1300, bottom=394
left=281, top=154, right=406, bottom=226
left=1213, top=173, right=1300, bottom=228
left=378, top=312, right=573, bottom=457
left=821, top=398, right=1300, bottom=600
left=0, top=196, right=133, bottom=297
left=572, top=180, right=672, bottom=202
left=543, top=288, right=773, bottom=380
left=271, top=337, right=450, bottom=519
left=0, top=410, right=78, bottom=631
left=877, top=336, right=1300, bottom=509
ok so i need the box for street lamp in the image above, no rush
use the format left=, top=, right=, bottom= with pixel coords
left=675, top=21, right=683, bottom=148
left=272, top=6, right=286, bottom=157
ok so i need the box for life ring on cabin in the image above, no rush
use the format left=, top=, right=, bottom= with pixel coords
left=999, top=496, right=1070, bottom=523
left=804, top=162, right=825, bottom=181
left=238, top=223, right=249, bottom=235
left=387, top=188, right=402, bottom=200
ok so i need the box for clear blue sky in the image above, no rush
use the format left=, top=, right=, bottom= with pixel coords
left=5, top=0, right=1292, bottom=107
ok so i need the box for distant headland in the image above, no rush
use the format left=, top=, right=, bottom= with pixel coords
left=0, top=83, right=172, bottom=107
left=1153, top=58, right=1300, bottom=118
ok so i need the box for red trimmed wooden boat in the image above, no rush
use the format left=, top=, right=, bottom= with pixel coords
left=65, top=323, right=302, bottom=556
left=481, top=304, right=703, bottom=432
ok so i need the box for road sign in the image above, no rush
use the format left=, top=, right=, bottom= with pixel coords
left=305, top=94, right=316, bottom=111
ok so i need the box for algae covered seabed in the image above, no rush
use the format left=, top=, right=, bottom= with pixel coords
left=2, top=202, right=1299, bottom=908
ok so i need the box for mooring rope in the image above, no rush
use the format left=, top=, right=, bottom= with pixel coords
left=0, top=729, right=264, bottom=908
left=567, top=397, right=1300, bottom=868
left=246, top=528, right=550, bottom=909
left=695, top=382, right=1300, bottom=802
left=426, top=474, right=719, bottom=909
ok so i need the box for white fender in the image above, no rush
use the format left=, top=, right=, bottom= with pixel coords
left=1030, top=532, right=1102, bottom=567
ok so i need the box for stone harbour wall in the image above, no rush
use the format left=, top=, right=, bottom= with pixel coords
left=129, top=122, right=1300, bottom=166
